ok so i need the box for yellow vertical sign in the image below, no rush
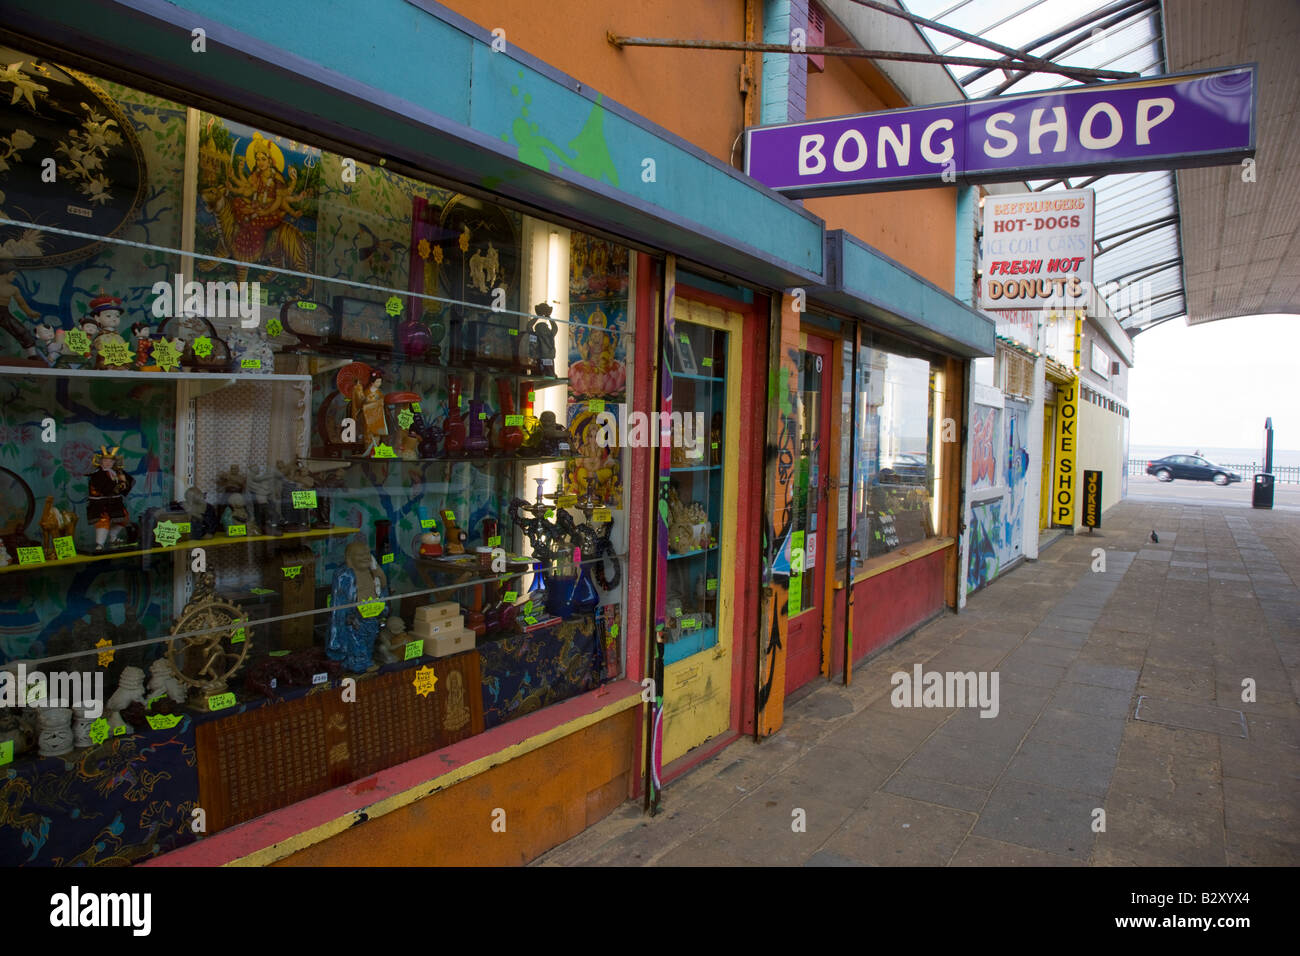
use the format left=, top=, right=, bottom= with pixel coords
left=1054, top=378, right=1078, bottom=527
left=1073, top=310, right=1084, bottom=370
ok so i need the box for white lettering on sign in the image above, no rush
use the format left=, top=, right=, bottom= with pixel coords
left=798, top=134, right=826, bottom=175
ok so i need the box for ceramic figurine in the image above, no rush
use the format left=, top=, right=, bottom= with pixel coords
left=246, top=465, right=283, bottom=537
left=347, top=366, right=390, bottom=457
left=147, top=658, right=187, bottom=704
left=72, top=707, right=95, bottom=748
left=417, top=530, right=443, bottom=557
left=441, top=511, right=468, bottom=555
left=182, top=486, right=221, bottom=539
left=131, top=321, right=156, bottom=370
left=523, top=410, right=571, bottom=457
left=33, top=322, right=66, bottom=366
left=106, top=665, right=148, bottom=716
left=376, top=614, right=408, bottom=664
left=86, top=446, right=135, bottom=553
left=38, top=707, right=74, bottom=757
left=107, top=711, right=132, bottom=737
left=530, top=303, right=558, bottom=374
left=326, top=539, right=389, bottom=673
left=39, top=495, right=78, bottom=558
left=88, top=294, right=132, bottom=370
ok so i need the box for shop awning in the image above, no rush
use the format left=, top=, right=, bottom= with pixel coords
left=822, top=230, right=995, bottom=357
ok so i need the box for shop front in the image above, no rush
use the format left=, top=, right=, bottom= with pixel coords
left=0, top=0, right=828, bottom=865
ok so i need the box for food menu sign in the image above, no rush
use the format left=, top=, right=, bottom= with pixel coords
left=978, top=189, right=1094, bottom=310
left=745, top=67, right=1256, bottom=197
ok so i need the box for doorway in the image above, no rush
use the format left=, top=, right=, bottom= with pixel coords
left=784, top=333, right=834, bottom=694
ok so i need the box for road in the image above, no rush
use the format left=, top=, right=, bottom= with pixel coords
left=1123, top=473, right=1300, bottom=511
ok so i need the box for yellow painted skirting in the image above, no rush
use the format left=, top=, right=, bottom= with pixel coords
left=225, top=686, right=643, bottom=867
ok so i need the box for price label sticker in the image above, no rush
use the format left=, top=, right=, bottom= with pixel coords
left=240, top=358, right=262, bottom=369
left=113, top=724, right=128, bottom=737
left=487, top=535, right=501, bottom=547
left=382, top=552, right=394, bottom=565
left=177, top=523, right=191, bottom=534
left=404, top=640, right=424, bottom=661
left=544, top=508, right=555, bottom=519
left=443, top=510, right=456, bottom=522
left=311, top=672, right=329, bottom=686
left=64, top=328, right=92, bottom=356
left=296, top=300, right=317, bottom=310
left=291, top=489, right=318, bottom=509
left=385, top=295, right=403, bottom=317
left=87, top=718, right=110, bottom=745
left=527, top=391, right=536, bottom=403
left=523, top=615, right=538, bottom=626
left=266, top=318, right=284, bottom=338
left=147, top=692, right=166, bottom=708
left=557, top=495, right=577, bottom=507
left=412, top=402, right=422, bottom=412
left=706, top=577, right=718, bottom=592
left=557, top=442, right=570, bottom=452
left=269, top=649, right=290, bottom=657
left=17, top=546, right=45, bottom=565
left=421, top=518, right=436, bottom=529
left=53, top=536, right=76, bottom=559
left=610, top=622, right=620, bottom=639
left=372, top=443, right=397, bottom=459
left=681, top=617, right=698, bottom=630
left=250, top=587, right=276, bottom=595
left=147, top=713, right=184, bottom=730
left=589, top=399, right=605, bottom=413
left=153, top=520, right=182, bottom=547
left=503, top=590, right=518, bottom=603
left=0, top=739, right=12, bottom=766
left=679, top=334, right=689, bottom=344
left=593, top=508, right=612, bottom=523
left=230, top=626, right=246, bottom=644
left=788, top=579, right=803, bottom=616
left=397, top=407, right=415, bottom=430
left=358, top=600, right=386, bottom=619
left=504, top=414, right=523, bottom=427
left=702, top=357, right=713, bottom=368
left=227, top=524, right=247, bottom=537
left=508, top=328, right=519, bottom=336
left=207, top=692, right=236, bottom=712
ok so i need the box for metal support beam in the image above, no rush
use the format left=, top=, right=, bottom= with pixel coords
left=1095, top=215, right=1178, bottom=254
left=605, top=34, right=1139, bottom=81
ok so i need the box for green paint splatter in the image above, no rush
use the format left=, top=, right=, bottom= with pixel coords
left=505, top=86, right=619, bottom=187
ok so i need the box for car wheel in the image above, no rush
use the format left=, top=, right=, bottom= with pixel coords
left=1156, top=469, right=1172, bottom=482
left=1213, top=473, right=1229, bottom=486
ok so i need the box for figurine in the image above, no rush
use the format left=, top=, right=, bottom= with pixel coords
left=349, top=368, right=389, bottom=457
left=37, top=708, right=74, bottom=757
left=107, top=665, right=148, bottom=716
left=227, top=326, right=275, bottom=375
left=147, top=658, right=186, bottom=704
left=72, top=706, right=97, bottom=749
left=39, top=496, right=78, bottom=558
left=522, top=410, right=571, bottom=457
left=0, top=261, right=45, bottom=363
left=246, top=465, right=283, bottom=536
left=326, top=539, right=389, bottom=673
left=441, top=511, right=468, bottom=555
left=215, top=464, right=251, bottom=530
left=375, top=614, right=408, bottom=664
left=417, top=530, right=443, bottom=557
left=86, top=446, right=135, bottom=553
left=411, top=413, right=443, bottom=459
left=529, top=302, right=558, bottom=374
left=88, top=294, right=132, bottom=370
left=182, top=486, right=221, bottom=539
left=33, top=322, right=66, bottom=366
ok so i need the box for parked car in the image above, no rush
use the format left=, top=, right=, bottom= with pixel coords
left=884, top=453, right=930, bottom=484
left=1145, top=455, right=1242, bottom=485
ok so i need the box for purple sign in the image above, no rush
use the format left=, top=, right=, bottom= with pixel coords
left=746, top=67, right=1256, bottom=197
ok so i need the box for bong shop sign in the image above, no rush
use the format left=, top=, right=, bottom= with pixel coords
left=980, top=189, right=1094, bottom=310
left=745, top=66, right=1256, bottom=197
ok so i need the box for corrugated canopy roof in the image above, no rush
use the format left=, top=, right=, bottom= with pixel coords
left=896, top=0, right=1295, bottom=332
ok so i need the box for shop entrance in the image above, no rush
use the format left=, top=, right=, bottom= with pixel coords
left=659, top=296, right=745, bottom=766
left=784, top=333, right=834, bottom=694
left=1040, top=397, right=1056, bottom=530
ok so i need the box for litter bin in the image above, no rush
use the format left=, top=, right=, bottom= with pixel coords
left=1252, top=473, right=1274, bottom=509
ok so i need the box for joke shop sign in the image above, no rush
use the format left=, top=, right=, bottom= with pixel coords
left=745, top=67, right=1256, bottom=197
left=979, top=189, right=1094, bottom=309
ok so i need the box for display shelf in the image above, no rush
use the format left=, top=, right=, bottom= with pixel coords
left=288, top=346, right=569, bottom=387
left=670, top=464, right=720, bottom=473
left=302, top=453, right=576, bottom=467
left=672, top=371, right=722, bottom=383
left=667, top=545, right=718, bottom=562
left=0, top=365, right=312, bottom=385
left=0, top=526, right=362, bottom=576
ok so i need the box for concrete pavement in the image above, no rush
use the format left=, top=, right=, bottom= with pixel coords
left=535, top=497, right=1300, bottom=866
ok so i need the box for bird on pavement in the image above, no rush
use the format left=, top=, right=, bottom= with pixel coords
left=1150, top=531, right=1159, bottom=543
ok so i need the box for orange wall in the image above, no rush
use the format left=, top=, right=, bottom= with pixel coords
left=804, top=55, right=957, bottom=290
left=441, top=0, right=750, bottom=165
left=271, top=707, right=638, bottom=866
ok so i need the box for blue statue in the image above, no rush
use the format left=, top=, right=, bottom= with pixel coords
left=327, top=539, right=388, bottom=672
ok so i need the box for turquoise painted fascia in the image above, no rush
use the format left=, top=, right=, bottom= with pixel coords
left=954, top=186, right=979, bottom=305
left=1, top=0, right=823, bottom=287
left=822, top=231, right=995, bottom=358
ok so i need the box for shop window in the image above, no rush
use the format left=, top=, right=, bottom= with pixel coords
left=850, top=336, right=940, bottom=561
left=0, top=45, right=634, bottom=861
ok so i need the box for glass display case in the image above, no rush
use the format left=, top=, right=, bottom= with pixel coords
left=0, top=43, right=635, bottom=863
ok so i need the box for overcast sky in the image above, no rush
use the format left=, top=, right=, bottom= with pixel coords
left=1128, top=313, right=1299, bottom=450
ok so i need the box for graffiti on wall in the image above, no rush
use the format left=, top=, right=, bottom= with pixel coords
left=966, top=402, right=1030, bottom=594
left=971, top=404, right=997, bottom=490
left=966, top=500, right=1003, bottom=592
